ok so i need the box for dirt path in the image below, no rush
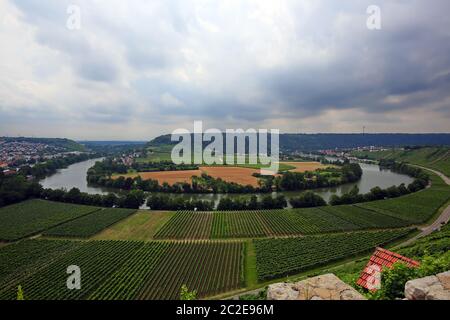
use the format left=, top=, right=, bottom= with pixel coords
left=399, top=165, right=450, bottom=247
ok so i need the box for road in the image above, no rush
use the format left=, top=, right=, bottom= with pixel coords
left=399, top=165, right=450, bottom=247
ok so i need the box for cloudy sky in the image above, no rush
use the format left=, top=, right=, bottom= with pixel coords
left=1, top=0, right=449, bottom=140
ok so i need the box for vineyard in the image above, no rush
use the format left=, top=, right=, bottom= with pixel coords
left=154, top=207, right=413, bottom=239
left=319, top=205, right=409, bottom=229
left=253, top=228, right=415, bottom=281
left=0, top=240, right=82, bottom=289
left=0, top=240, right=143, bottom=300
left=135, top=241, right=244, bottom=299
left=0, top=239, right=244, bottom=300
left=358, top=185, right=450, bottom=224
left=43, top=208, right=137, bottom=238
left=0, top=200, right=100, bottom=241
left=154, top=211, right=214, bottom=239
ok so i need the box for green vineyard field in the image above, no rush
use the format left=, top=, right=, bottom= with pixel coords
left=254, top=228, right=414, bottom=281
left=0, top=240, right=245, bottom=300
left=43, top=208, right=137, bottom=238
left=0, top=200, right=100, bottom=241
left=155, top=207, right=413, bottom=239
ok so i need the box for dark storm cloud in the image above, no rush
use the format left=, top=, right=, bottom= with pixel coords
left=3, top=0, right=450, bottom=136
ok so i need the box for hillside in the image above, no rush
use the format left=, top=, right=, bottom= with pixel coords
left=148, top=133, right=450, bottom=152
left=0, top=137, right=85, bottom=152
left=351, top=147, right=450, bottom=177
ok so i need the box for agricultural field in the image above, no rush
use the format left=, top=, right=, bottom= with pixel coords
left=155, top=206, right=413, bottom=240
left=253, top=228, right=414, bottom=281
left=154, top=211, right=214, bottom=239
left=94, top=211, right=174, bottom=241
left=115, top=166, right=262, bottom=187
left=351, top=147, right=450, bottom=176
left=43, top=208, right=137, bottom=238
left=281, top=161, right=329, bottom=173
left=0, top=240, right=82, bottom=289
left=0, top=240, right=143, bottom=300
left=115, top=162, right=327, bottom=187
left=0, top=200, right=100, bottom=241
left=0, top=239, right=244, bottom=300
left=319, top=205, right=410, bottom=229
left=135, top=241, right=244, bottom=299
left=357, top=185, right=450, bottom=224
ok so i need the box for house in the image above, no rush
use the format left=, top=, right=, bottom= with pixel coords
left=0, top=162, right=8, bottom=169
left=357, top=247, right=420, bottom=291
left=2, top=169, right=16, bottom=176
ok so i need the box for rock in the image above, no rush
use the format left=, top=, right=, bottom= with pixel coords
left=405, top=271, right=450, bottom=300
left=267, top=274, right=366, bottom=300
left=436, top=271, right=450, bottom=290
left=266, top=283, right=299, bottom=300
left=405, top=275, right=438, bottom=300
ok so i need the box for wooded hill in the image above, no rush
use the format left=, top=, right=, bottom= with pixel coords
left=148, top=133, right=450, bottom=152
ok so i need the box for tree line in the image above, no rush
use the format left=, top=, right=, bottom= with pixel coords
left=87, top=159, right=363, bottom=194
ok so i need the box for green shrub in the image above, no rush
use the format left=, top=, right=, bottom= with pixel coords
left=369, top=251, right=450, bottom=300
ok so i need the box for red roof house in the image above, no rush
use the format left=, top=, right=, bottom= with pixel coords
left=357, top=247, right=420, bottom=291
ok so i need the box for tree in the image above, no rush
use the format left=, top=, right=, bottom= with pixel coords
left=119, top=190, right=145, bottom=209
left=290, top=192, right=326, bottom=208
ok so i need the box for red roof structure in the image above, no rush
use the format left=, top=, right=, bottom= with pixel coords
left=357, top=247, right=420, bottom=291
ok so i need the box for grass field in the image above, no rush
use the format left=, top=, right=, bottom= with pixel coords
left=43, top=208, right=137, bottom=238
left=351, top=147, right=450, bottom=176
left=0, top=200, right=100, bottom=241
left=94, top=211, right=174, bottom=241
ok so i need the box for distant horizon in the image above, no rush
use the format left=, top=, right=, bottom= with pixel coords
left=3, top=132, right=450, bottom=144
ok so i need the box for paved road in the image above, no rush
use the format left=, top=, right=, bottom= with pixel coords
left=399, top=165, right=450, bottom=247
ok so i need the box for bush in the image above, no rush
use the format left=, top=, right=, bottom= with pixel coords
left=368, top=251, right=450, bottom=300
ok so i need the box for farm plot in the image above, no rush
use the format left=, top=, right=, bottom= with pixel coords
left=0, top=240, right=82, bottom=289
left=211, top=211, right=270, bottom=238
left=43, top=208, right=137, bottom=238
left=159, top=207, right=408, bottom=240
left=0, top=200, right=100, bottom=241
left=290, top=208, right=361, bottom=233
left=254, top=228, right=414, bottom=281
left=154, top=211, right=213, bottom=239
left=359, top=187, right=450, bottom=224
left=137, top=241, right=244, bottom=300
left=0, top=240, right=143, bottom=300
left=90, top=242, right=170, bottom=300
left=319, top=205, right=410, bottom=229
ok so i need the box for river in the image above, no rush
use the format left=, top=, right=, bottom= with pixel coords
left=40, top=158, right=415, bottom=208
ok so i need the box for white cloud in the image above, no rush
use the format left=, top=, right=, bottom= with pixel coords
left=0, top=0, right=449, bottom=140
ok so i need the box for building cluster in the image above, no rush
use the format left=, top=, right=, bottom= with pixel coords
left=0, top=139, right=80, bottom=176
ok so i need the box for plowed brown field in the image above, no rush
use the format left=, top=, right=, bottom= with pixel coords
left=114, top=162, right=325, bottom=187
